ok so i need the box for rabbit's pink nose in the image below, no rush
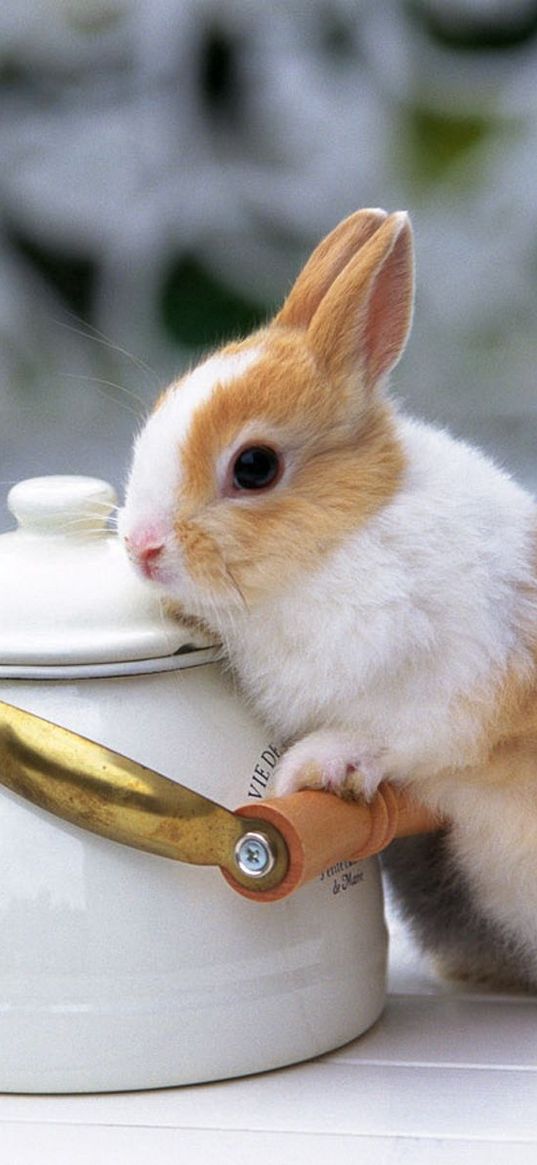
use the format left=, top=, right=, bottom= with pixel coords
left=126, top=527, right=166, bottom=579
left=138, top=543, right=164, bottom=579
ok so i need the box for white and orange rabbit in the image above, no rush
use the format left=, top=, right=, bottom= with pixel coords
left=121, top=209, right=537, bottom=990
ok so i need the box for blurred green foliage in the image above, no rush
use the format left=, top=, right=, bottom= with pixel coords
left=405, top=107, right=495, bottom=189
left=160, top=256, right=269, bottom=350
left=10, top=230, right=96, bottom=319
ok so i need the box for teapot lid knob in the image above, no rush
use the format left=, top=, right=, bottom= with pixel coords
left=7, top=476, right=117, bottom=536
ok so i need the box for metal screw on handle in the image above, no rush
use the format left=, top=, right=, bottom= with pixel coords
left=234, top=831, right=277, bottom=878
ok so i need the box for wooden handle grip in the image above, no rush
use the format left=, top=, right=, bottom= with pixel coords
left=223, top=783, right=441, bottom=902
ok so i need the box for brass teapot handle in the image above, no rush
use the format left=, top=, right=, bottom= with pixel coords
left=0, top=700, right=441, bottom=901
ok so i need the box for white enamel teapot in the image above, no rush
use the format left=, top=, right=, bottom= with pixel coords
left=0, top=475, right=434, bottom=1094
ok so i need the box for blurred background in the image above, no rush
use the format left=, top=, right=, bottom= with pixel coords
left=1, top=0, right=536, bottom=530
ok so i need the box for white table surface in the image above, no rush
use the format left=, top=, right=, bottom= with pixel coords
left=1, top=891, right=536, bottom=1165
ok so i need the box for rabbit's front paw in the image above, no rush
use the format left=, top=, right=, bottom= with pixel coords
left=274, top=730, right=385, bottom=801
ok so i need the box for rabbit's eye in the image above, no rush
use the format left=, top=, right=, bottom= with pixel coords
left=232, top=445, right=281, bottom=491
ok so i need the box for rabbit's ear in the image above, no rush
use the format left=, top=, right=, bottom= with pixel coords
left=308, top=211, right=414, bottom=394
left=275, top=208, right=388, bottom=330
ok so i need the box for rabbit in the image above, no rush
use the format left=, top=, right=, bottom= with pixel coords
left=120, top=207, right=537, bottom=991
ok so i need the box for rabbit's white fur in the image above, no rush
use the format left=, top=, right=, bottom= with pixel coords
left=122, top=208, right=537, bottom=987
left=219, top=416, right=536, bottom=783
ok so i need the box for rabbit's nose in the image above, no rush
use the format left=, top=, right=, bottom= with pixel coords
left=125, top=527, right=166, bottom=580
left=138, top=543, right=164, bottom=580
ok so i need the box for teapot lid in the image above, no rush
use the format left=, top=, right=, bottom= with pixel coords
left=0, top=476, right=215, bottom=671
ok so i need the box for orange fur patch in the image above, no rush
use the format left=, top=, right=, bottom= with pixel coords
left=220, top=407, right=405, bottom=603
left=174, top=328, right=405, bottom=604
left=482, top=543, right=537, bottom=763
